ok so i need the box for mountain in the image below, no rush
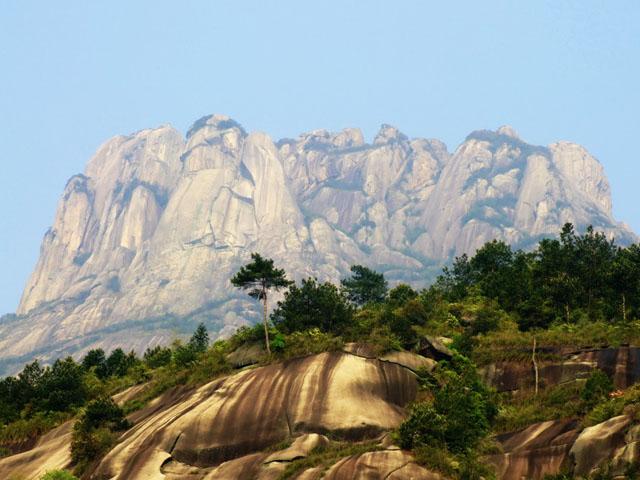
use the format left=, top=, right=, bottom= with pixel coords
left=0, top=114, right=634, bottom=374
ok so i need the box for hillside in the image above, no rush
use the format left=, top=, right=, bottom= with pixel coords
left=0, top=115, right=635, bottom=375
left=2, top=228, right=640, bottom=479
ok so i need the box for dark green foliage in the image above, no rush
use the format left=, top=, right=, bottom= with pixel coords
left=271, top=278, right=353, bottom=334
left=173, top=342, right=198, bottom=368
left=37, top=357, right=86, bottom=412
left=105, top=348, right=138, bottom=378
left=81, top=348, right=139, bottom=379
left=581, top=369, right=614, bottom=409
left=230, top=253, right=293, bottom=301
left=71, top=396, right=130, bottom=471
left=143, top=345, right=172, bottom=368
left=231, top=252, right=293, bottom=354
left=74, top=396, right=130, bottom=433
left=387, top=283, right=418, bottom=305
left=437, top=223, right=640, bottom=329
left=341, top=265, right=388, bottom=306
left=81, top=349, right=106, bottom=371
left=399, top=355, right=497, bottom=454
left=189, top=323, right=209, bottom=353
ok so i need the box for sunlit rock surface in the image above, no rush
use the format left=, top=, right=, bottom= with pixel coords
left=0, top=351, right=430, bottom=479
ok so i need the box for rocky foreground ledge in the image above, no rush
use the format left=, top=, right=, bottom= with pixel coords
left=4, top=346, right=640, bottom=479
left=0, top=350, right=441, bottom=479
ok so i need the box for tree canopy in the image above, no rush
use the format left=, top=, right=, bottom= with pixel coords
left=341, top=265, right=388, bottom=306
left=271, top=277, right=354, bottom=334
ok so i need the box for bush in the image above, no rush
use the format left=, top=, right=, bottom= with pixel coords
left=399, top=355, right=496, bottom=454
left=40, top=470, right=79, bottom=480
left=279, top=329, right=343, bottom=359
left=399, top=402, right=446, bottom=449
left=104, top=348, right=138, bottom=378
left=581, top=370, right=614, bottom=409
left=143, top=345, right=172, bottom=368
left=37, top=358, right=86, bottom=412
left=173, top=343, right=198, bottom=368
left=71, top=397, right=130, bottom=471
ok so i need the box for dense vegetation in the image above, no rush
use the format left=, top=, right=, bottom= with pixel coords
left=1, top=223, right=640, bottom=479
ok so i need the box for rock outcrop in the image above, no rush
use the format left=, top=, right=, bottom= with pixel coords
left=482, top=346, right=640, bottom=392
left=1, top=115, right=635, bottom=374
left=490, top=415, right=640, bottom=479
left=0, top=350, right=434, bottom=479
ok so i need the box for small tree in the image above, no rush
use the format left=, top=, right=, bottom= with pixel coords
left=341, top=265, right=388, bottom=306
left=231, top=253, right=293, bottom=355
left=189, top=323, right=209, bottom=353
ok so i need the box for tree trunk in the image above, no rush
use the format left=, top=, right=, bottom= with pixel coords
left=623, top=293, right=627, bottom=322
left=532, top=336, right=539, bottom=396
left=263, top=293, right=271, bottom=356
left=565, top=303, right=570, bottom=323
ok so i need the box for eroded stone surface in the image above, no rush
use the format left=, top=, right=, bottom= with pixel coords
left=92, top=351, right=417, bottom=478
left=0, top=421, right=73, bottom=480
left=570, top=415, right=631, bottom=477
left=323, top=450, right=437, bottom=479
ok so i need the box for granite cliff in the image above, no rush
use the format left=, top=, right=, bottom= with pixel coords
left=0, top=115, right=634, bottom=373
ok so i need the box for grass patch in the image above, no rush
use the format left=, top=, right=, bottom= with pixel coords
left=494, top=382, right=584, bottom=433
left=472, top=321, right=640, bottom=366
left=0, top=411, right=71, bottom=445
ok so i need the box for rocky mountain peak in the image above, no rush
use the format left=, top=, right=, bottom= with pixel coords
left=0, top=116, right=634, bottom=376
left=186, top=113, right=247, bottom=139
left=373, top=124, right=408, bottom=145
left=496, top=125, right=521, bottom=139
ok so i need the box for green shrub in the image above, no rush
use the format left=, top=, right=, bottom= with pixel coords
left=0, top=411, right=70, bottom=444
left=581, top=370, right=614, bottom=409
left=143, top=345, right=172, bottom=368
left=279, top=329, right=343, bottom=359
left=71, top=397, right=130, bottom=472
left=584, top=398, right=626, bottom=426
left=40, top=470, right=79, bottom=480
left=399, top=355, right=496, bottom=454
left=399, top=402, right=446, bottom=449
left=172, top=342, right=198, bottom=368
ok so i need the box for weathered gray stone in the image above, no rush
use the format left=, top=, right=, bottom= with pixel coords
left=2, top=117, right=634, bottom=372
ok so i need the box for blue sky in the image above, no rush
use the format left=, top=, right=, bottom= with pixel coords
left=1, top=1, right=639, bottom=314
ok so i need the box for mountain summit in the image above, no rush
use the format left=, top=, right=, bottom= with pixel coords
left=0, top=116, right=634, bottom=373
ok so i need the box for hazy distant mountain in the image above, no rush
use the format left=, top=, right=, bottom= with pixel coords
left=0, top=115, right=634, bottom=374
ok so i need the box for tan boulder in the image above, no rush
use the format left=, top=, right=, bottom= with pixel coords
left=569, top=415, right=631, bottom=477
left=94, top=351, right=417, bottom=478
left=487, top=419, right=581, bottom=479
left=381, top=350, right=437, bottom=373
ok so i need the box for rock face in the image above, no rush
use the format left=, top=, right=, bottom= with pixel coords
left=0, top=350, right=431, bottom=479
left=1, top=115, right=635, bottom=373
left=490, top=415, right=640, bottom=479
left=482, top=346, right=640, bottom=392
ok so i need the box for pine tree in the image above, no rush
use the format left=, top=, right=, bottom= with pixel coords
left=231, top=253, right=293, bottom=355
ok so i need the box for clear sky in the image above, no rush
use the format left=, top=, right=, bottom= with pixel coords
left=1, top=1, right=639, bottom=315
